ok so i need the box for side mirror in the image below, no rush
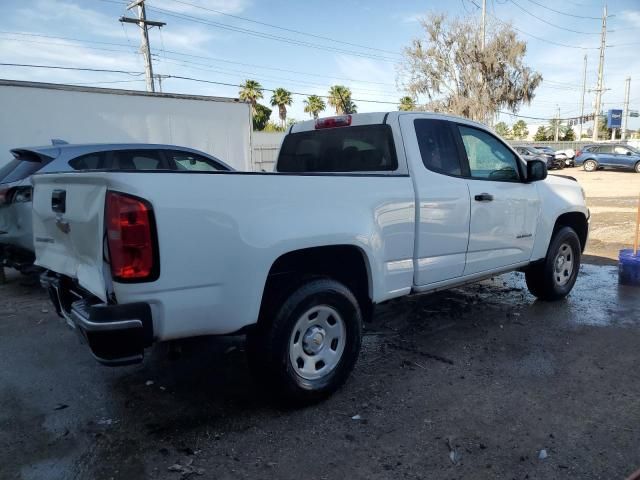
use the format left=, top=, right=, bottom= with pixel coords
left=627, top=151, right=632, bottom=156
left=527, top=159, right=547, bottom=182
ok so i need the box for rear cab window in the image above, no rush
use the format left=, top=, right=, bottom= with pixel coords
left=277, top=125, right=398, bottom=173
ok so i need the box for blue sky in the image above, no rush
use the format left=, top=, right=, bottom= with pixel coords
left=0, top=0, right=638, bottom=131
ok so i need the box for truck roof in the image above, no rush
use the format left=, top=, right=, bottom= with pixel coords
left=289, top=111, right=489, bottom=134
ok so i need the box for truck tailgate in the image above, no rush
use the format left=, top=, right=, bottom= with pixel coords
left=32, top=173, right=107, bottom=301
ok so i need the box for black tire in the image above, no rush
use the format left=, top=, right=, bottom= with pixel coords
left=525, top=226, right=581, bottom=301
left=635, top=161, right=640, bottom=173
left=583, top=159, right=598, bottom=172
left=246, top=278, right=362, bottom=405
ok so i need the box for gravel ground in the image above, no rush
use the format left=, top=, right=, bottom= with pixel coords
left=560, top=168, right=639, bottom=264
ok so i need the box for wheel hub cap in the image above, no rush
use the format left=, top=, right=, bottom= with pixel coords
left=289, top=305, right=347, bottom=381
left=553, top=243, right=574, bottom=287
left=303, top=326, right=326, bottom=355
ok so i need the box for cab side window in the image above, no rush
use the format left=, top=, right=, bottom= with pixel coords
left=598, top=145, right=614, bottom=154
left=166, top=150, right=227, bottom=171
left=109, top=150, right=167, bottom=170
left=69, top=153, right=103, bottom=170
left=614, top=146, right=630, bottom=155
left=414, top=119, right=463, bottom=176
left=458, top=126, right=520, bottom=182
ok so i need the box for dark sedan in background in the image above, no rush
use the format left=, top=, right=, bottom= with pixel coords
left=575, top=144, right=640, bottom=173
left=514, top=146, right=565, bottom=170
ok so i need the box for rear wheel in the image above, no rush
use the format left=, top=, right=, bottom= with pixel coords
left=525, top=226, right=581, bottom=301
left=247, top=278, right=362, bottom=405
left=583, top=159, right=598, bottom=172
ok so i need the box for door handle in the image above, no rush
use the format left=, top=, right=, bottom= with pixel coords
left=474, top=193, right=494, bottom=202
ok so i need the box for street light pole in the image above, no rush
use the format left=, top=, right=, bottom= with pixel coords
left=622, top=77, right=631, bottom=140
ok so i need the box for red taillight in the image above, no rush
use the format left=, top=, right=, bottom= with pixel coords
left=576, top=150, right=582, bottom=157
left=315, top=114, right=352, bottom=129
left=106, top=191, right=157, bottom=281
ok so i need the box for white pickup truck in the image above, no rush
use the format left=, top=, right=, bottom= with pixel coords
left=32, top=112, right=589, bottom=404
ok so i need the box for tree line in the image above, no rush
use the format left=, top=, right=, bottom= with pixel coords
left=239, top=81, right=364, bottom=131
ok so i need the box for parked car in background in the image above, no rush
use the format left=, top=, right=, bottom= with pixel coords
left=514, top=146, right=564, bottom=170
left=0, top=143, right=231, bottom=273
left=32, top=112, right=588, bottom=404
left=575, top=144, right=640, bottom=173
left=534, top=146, right=575, bottom=167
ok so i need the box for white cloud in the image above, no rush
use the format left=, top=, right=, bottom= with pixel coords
left=150, top=25, right=215, bottom=54
left=333, top=55, right=400, bottom=113
left=620, top=10, right=640, bottom=28
left=401, top=13, right=424, bottom=24
left=15, top=0, right=124, bottom=39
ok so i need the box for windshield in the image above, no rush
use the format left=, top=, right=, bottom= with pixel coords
left=0, top=158, right=47, bottom=185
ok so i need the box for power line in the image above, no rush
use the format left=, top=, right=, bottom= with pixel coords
left=149, top=0, right=401, bottom=56
left=142, top=5, right=399, bottom=63
left=3, top=63, right=609, bottom=121
left=508, top=0, right=600, bottom=34
left=153, top=56, right=401, bottom=98
left=0, top=63, right=145, bottom=76
left=468, top=0, right=599, bottom=49
left=99, top=0, right=399, bottom=62
left=0, top=31, right=395, bottom=86
left=522, top=0, right=600, bottom=19
left=0, top=30, right=398, bottom=87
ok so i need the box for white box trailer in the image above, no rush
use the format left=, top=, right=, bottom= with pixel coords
left=0, top=79, right=252, bottom=171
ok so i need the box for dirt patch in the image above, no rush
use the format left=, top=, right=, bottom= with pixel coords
left=564, top=169, right=640, bottom=263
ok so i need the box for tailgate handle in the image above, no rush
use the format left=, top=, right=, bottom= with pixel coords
left=52, top=190, right=66, bottom=214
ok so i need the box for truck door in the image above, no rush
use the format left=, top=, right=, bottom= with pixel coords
left=455, top=124, right=540, bottom=275
left=399, top=115, right=471, bottom=286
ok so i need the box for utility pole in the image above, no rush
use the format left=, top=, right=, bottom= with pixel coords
left=555, top=106, right=560, bottom=142
left=622, top=77, right=631, bottom=140
left=154, top=74, right=170, bottom=93
left=579, top=55, right=587, bottom=141
left=481, top=0, right=486, bottom=50
left=120, top=0, right=166, bottom=93
left=592, top=5, right=607, bottom=142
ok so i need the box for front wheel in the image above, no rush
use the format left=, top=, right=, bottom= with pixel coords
left=247, top=278, right=362, bottom=405
left=525, top=226, right=581, bottom=301
left=635, top=162, right=640, bottom=173
left=583, top=159, right=598, bottom=172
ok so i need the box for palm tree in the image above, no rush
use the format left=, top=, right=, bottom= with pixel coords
left=303, top=95, right=326, bottom=119
left=328, top=85, right=352, bottom=115
left=270, top=88, right=293, bottom=127
left=398, top=96, right=416, bottom=111
left=239, top=79, right=263, bottom=113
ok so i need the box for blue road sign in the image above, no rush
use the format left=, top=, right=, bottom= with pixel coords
left=607, top=109, right=623, bottom=128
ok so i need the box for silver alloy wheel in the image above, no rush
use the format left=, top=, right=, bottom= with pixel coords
left=289, top=305, right=346, bottom=380
left=584, top=160, right=597, bottom=172
left=553, top=243, right=574, bottom=287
